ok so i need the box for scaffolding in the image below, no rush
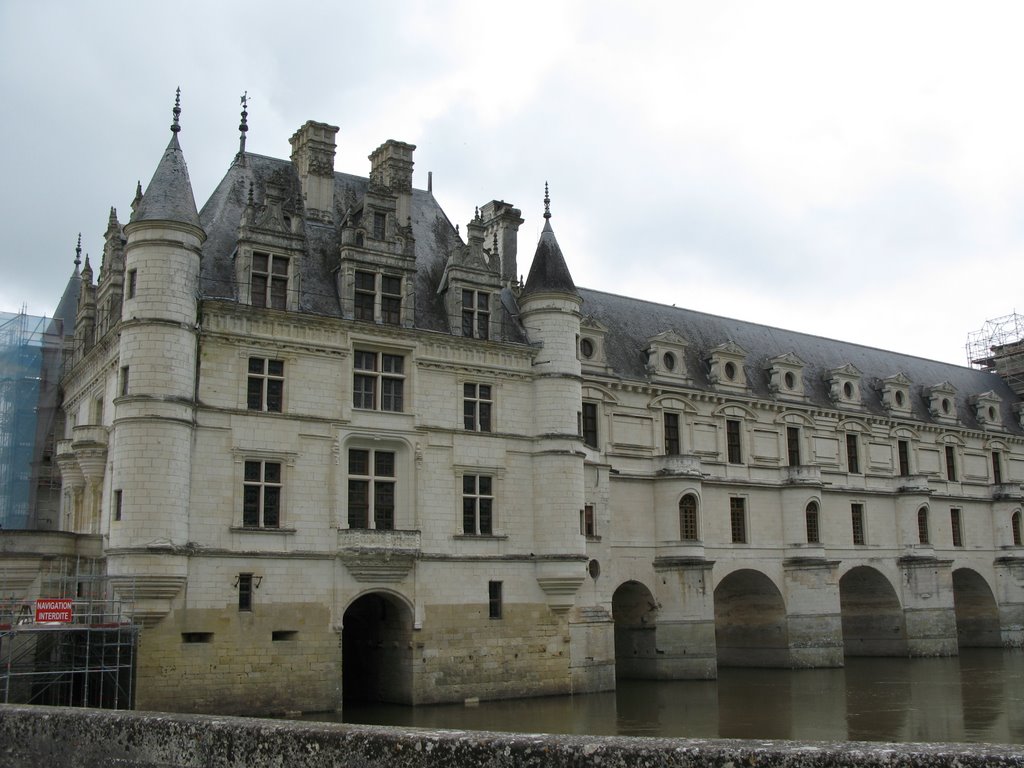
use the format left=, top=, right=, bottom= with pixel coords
left=0, top=309, right=65, bottom=530
left=0, top=557, right=139, bottom=709
left=966, top=311, right=1024, bottom=369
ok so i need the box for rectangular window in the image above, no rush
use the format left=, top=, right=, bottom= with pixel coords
left=119, top=366, right=129, bottom=397
left=897, top=439, right=911, bottom=477
left=664, top=413, right=681, bottom=455
left=992, top=452, right=1003, bottom=484
left=242, top=460, right=281, bottom=528
left=786, top=426, right=801, bottom=467
left=846, top=434, right=860, bottom=474
left=951, top=508, right=964, bottom=547
left=726, top=419, right=742, bottom=464
left=582, top=402, right=599, bottom=449
left=354, top=271, right=402, bottom=325
left=347, top=449, right=396, bottom=530
left=945, top=446, right=957, bottom=481
left=113, top=489, right=123, bottom=522
left=238, top=573, right=253, bottom=611
left=580, top=504, right=596, bottom=537
left=373, top=211, right=386, bottom=240
left=463, top=383, right=493, bottom=432
left=462, top=474, right=493, bottom=535
left=381, top=275, right=402, bottom=325
left=353, top=350, right=404, bottom=412
left=851, top=503, right=866, bottom=545
left=251, top=252, right=289, bottom=310
left=246, top=357, right=284, bottom=412
left=354, top=270, right=376, bottom=321
left=127, top=269, right=137, bottom=299
left=181, top=632, right=213, bottom=644
left=488, top=580, right=502, bottom=619
left=461, top=290, right=490, bottom=339
left=730, top=497, right=747, bottom=543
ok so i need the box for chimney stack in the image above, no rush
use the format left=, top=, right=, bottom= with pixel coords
left=289, top=121, right=339, bottom=221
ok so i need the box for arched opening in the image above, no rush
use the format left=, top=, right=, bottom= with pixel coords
left=839, top=566, right=907, bottom=656
left=679, top=494, right=699, bottom=541
left=805, top=501, right=820, bottom=544
left=342, top=592, right=414, bottom=704
left=952, top=568, right=1001, bottom=647
left=917, top=507, right=930, bottom=545
left=612, top=581, right=658, bottom=679
left=1012, top=511, right=1022, bottom=547
left=713, top=569, right=790, bottom=667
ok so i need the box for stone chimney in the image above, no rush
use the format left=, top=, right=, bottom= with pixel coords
left=479, top=200, right=523, bottom=287
left=368, top=140, right=416, bottom=227
left=289, top=121, right=339, bottom=221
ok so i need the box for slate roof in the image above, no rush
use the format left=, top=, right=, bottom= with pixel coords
left=191, top=146, right=1020, bottom=434
left=522, top=219, right=578, bottom=297
left=132, top=134, right=202, bottom=229
left=578, top=288, right=1023, bottom=434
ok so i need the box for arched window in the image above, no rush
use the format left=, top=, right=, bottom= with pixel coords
left=1013, top=511, right=1022, bottom=547
left=679, top=494, right=699, bottom=542
left=805, top=501, right=820, bottom=544
left=917, top=507, right=930, bottom=545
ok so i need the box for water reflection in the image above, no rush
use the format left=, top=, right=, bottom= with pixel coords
left=315, top=649, right=1024, bottom=744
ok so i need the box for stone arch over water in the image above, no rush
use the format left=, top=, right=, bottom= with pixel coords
left=342, top=591, right=414, bottom=704
left=839, top=566, right=908, bottom=656
left=713, top=569, right=790, bottom=667
left=612, top=580, right=659, bottom=678
left=952, top=568, right=1002, bottom=647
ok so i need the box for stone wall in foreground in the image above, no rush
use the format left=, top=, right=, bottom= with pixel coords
left=2, top=705, right=1023, bottom=768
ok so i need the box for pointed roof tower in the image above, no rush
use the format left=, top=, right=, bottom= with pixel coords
left=52, top=234, right=83, bottom=330
left=131, top=88, right=202, bottom=229
left=522, top=183, right=578, bottom=297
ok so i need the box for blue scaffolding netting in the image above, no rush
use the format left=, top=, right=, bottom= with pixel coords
left=0, top=311, right=64, bottom=530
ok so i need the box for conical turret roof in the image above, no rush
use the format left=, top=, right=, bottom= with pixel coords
left=131, top=91, right=202, bottom=229
left=522, top=185, right=577, bottom=297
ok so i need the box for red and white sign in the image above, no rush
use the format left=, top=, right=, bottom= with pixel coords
left=35, top=598, right=73, bottom=623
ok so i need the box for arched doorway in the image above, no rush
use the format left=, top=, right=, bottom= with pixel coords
left=713, top=569, right=789, bottom=667
left=839, top=566, right=907, bottom=656
left=342, top=592, right=414, bottom=704
left=612, top=581, right=658, bottom=679
left=952, top=568, right=1001, bottom=647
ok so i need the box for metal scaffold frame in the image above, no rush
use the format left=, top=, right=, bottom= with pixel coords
left=0, top=557, right=139, bottom=709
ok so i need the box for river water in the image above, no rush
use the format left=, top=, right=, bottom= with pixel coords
left=315, top=649, right=1024, bottom=744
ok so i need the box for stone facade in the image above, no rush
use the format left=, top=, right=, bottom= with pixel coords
left=35, top=96, right=1024, bottom=715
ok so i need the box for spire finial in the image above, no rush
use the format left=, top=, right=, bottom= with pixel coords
left=171, top=87, right=182, bottom=134
left=238, top=91, right=249, bottom=155
left=74, top=233, right=82, bottom=268
left=543, top=182, right=551, bottom=220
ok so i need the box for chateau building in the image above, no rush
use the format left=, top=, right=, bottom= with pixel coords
left=43, top=94, right=1024, bottom=714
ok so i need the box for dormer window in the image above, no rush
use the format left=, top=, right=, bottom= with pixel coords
left=579, top=317, right=612, bottom=373
left=926, top=382, right=958, bottom=423
left=644, top=330, right=690, bottom=384
left=972, top=391, right=1003, bottom=430
left=766, top=353, right=806, bottom=398
left=462, top=290, right=490, bottom=339
left=707, top=341, right=747, bottom=391
left=825, top=364, right=862, bottom=408
left=880, top=373, right=913, bottom=415
left=353, top=270, right=403, bottom=325
left=580, top=338, right=595, bottom=359
left=252, top=252, right=289, bottom=310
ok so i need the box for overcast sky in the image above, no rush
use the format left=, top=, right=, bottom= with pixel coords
left=2, top=1, right=1023, bottom=365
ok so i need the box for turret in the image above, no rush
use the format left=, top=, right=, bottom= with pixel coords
left=108, top=90, right=206, bottom=623
left=518, top=185, right=586, bottom=606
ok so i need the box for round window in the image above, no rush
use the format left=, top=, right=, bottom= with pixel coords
left=989, top=406, right=997, bottom=421
left=724, top=361, right=736, bottom=380
left=843, top=381, right=854, bottom=398
left=942, top=398, right=951, bottom=414
left=588, top=559, right=601, bottom=579
left=580, top=338, right=594, bottom=359
left=663, top=352, right=676, bottom=371
left=895, top=390, right=905, bottom=407
left=784, top=371, right=795, bottom=389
